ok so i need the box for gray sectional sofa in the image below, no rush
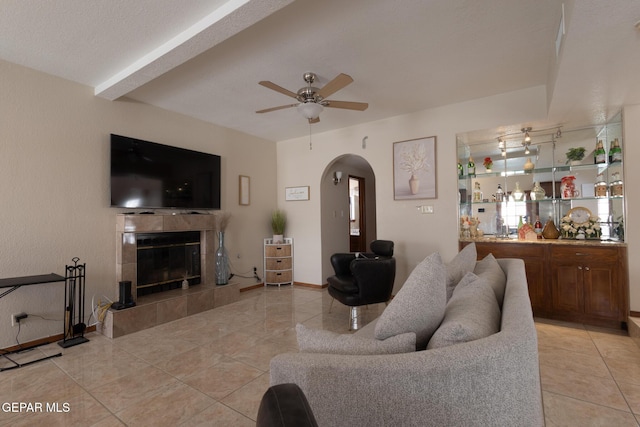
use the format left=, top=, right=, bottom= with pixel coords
left=270, top=256, right=544, bottom=426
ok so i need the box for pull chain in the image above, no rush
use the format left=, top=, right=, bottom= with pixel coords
left=309, top=122, right=312, bottom=150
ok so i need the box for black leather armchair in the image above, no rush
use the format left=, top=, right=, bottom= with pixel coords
left=327, top=240, right=395, bottom=329
left=256, top=383, right=318, bottom=427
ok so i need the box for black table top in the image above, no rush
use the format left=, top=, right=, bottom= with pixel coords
left=0, top=273, right=65, bottom=289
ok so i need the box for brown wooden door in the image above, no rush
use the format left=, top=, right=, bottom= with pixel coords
left=583, top=264, right=619, bottom=319
left=349, top=176, right=367, bottom=252
left=551, top=261, right=584, bottom=315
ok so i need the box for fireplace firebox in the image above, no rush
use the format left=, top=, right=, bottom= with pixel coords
left=136, top=231, right=201, bottom=297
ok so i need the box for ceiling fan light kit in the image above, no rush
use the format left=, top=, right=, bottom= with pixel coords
left=257, top=72, right=368, bottom=123
left=297, top=102, right=323, bottom=119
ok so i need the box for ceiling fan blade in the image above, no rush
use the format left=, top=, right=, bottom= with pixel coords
left=256, top=104, right=298, bottom=114
left=317, top=73, right=353, bottom=99
left=324, top=100, right=369, bottom=111
left=259, top=81, right=298, bottom=99
left=309, top=117, right=320, bottom=124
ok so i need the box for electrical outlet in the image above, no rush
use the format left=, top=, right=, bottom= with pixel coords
left=11, top=312, right=27, bottom=327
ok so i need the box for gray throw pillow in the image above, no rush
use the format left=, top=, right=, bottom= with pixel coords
left=474, top=253, right=507, bottom=306
left=296, top=324, right=416, bottom=355
left=427, top=272, right=501, bottom=349
left=446, top=243, right=477, bottom=301
left=374, top=252, right=446, bottom=350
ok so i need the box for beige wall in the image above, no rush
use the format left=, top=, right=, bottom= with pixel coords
left=277, top=85, right=549, bottom=291
left=0, top=60, right=277, bottom=348
left=624, top=104, right=639, bottom=312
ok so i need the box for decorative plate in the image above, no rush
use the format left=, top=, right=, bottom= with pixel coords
left=567, top=207, right=592, bottom=226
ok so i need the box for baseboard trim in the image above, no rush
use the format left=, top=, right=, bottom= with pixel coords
left=293, top=281, right=326, bottom=289
left=240, top=283, right=264, bottom=292
left=2, top=325, right=97, bottom=353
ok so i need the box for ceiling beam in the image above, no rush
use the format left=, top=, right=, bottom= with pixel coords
left=95, top=0, right=294, bottom=100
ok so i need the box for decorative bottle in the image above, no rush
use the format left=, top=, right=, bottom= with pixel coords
left=594, top=173, right=607, bottom=198
left=472, top=181, right=483, bottom=202
left=594, top=140, right=606, bottom=164
left=467, top=156, right=476, bottom=177
left=610, top=138, right=622, bottom=163
left=610, top=172, right=623, bottom=197
left=458, top=162, right=464, bottom=177
left=495, top=184, right=505, bottom=202
left=512, top=181, right=524, bottom=201
left=534, top=216, right=543, bottom=239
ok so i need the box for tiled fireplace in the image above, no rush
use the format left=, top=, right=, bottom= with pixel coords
left=99, top=213, right=239, bottom=338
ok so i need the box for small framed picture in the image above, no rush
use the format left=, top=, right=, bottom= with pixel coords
left=285, top=186, right=310, bottom=201
left=239, top=175, right=250, bottom=205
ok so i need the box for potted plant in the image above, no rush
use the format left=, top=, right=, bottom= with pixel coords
left=271, top=209, right=286, bottom=243
left=565, top=147, right=586, bottom=165
left=483, top=157, right=493, bottom=172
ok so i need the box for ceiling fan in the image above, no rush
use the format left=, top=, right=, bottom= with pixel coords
left=256, top=72, right=368, bottom=123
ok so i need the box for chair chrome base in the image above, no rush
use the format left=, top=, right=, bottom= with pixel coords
left=350, top=306, right=360, bottom=331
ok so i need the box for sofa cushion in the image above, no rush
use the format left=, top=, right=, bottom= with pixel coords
left=474, top=253, right=507, bottom=306
left=374, top=252, right=446, bottom=350
left=445, top=243, right=477, bottom=301
left=426, top=272, right=501, bottom=349
left=296, top=324, right=416, bottom=355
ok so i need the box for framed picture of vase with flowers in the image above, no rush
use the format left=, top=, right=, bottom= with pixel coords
left=393, top=136, right=437, bottom=200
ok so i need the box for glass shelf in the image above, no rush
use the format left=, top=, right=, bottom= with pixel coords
left=459, top=161, right=623, bottom=181
left=461, top=195, right=623, bottom=205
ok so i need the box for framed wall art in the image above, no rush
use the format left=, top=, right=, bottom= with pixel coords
left=239, top=175, right=250, bottom=205
left=285, top=186, right=310, bottom=201
left=393, top=136, right=437, bottom=200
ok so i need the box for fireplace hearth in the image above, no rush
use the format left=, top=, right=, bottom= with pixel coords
left=107, top=213, right=240, bottom=338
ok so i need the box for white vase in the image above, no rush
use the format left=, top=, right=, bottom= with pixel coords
left=272, top=234, right=284, bottom=244
left=409, top=175, right=419, bottom=194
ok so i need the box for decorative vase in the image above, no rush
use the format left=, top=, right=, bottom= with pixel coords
left=523, top=157, right=534, bottom=173
left=542, top=218, right=560, bottom=239
left=485, top=168, right=492, bottom=173
left=272, top=234, right=284, bottom=244
left=530, top=181, right=546, bottom=200
left=215, top=231, right=230, bottom=285
left=561, top=176, right=579, bottom=199
left=409, top=174, right=419, bottom=194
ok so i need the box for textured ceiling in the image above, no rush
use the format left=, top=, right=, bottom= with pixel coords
left=2, top=0, right=640, bottom=142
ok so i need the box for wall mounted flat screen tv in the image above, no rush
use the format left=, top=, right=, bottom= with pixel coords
left=110, top=134, right=221, bottom=209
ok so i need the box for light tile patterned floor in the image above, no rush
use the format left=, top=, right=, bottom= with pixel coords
left=0, top=286, right=638, bottom=426
left=536, top=318, right=640, bottom=426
